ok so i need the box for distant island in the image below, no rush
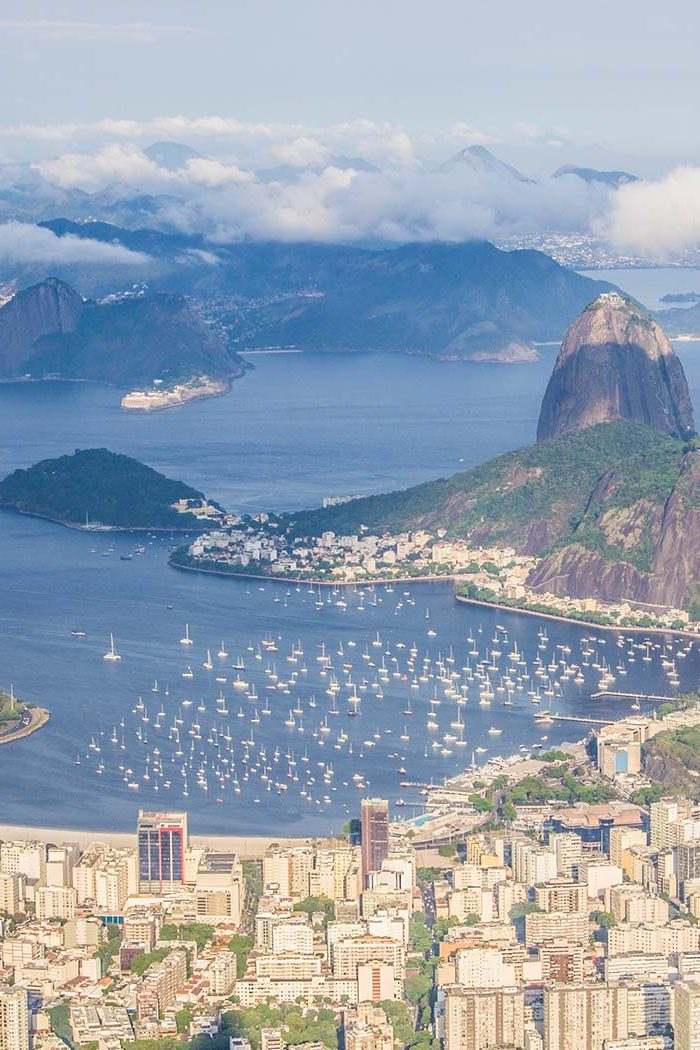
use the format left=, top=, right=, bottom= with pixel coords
left=0, top=448, right=226, bottom=531
left=660, top=291, right=700, bottom=304
left=0, top=687, right=49, bottom=746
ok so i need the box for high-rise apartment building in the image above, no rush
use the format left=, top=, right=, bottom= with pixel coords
left=0, top=841, right=46, bottom=884
left=443, top=986, right=524, bottom=1050
left=675, top=980, right=700, bottom=1050
left=0, top=874, right=19, bottom=916
left=35, top=884, right=77, bottom=921
left=678, top=842, right=700, bottom=900
left=538, top=940, right=584, bottom=984
left=194, top=851, right=243, bottom=923
left=361, top=799, right=389, bottom=884
left=543, top=983, right=630, bottom=1050
left=548, top=833, right=583, bottom=878
left=0, top=985, right=29, bottom=1050
left=137, top=811, right=188, bottom=893
left=650, top=799, right=700, bottom=850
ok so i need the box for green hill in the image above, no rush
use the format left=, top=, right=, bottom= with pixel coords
left=0, top=448, right=221, bottom=530
left=283, top=421, right=682, bottom=555
left=280, top=421, right=700, bottom=611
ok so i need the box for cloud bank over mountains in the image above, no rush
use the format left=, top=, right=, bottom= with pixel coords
left=0, top=221, right=149, bottom=266
left=598, top=166, right=700, bottom=257
left=0, top=114, right=699, bottom=260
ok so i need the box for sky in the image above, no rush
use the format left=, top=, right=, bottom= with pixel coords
left=2, top=0, right=700, bottom=172
left=1, top=1, right=700, bottom=258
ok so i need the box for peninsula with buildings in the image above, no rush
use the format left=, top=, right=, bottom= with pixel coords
left=121, top=376, right=232, bottom=412
left=170, top=295, right=700, bottom=632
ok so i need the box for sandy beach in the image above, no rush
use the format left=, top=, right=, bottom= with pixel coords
left=0, top=823, right=312, bottom=857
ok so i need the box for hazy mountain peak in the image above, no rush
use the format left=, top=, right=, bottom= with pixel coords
left=144, top=141, right=203, bottom=171
left=443, top=145, right=535, bottom=183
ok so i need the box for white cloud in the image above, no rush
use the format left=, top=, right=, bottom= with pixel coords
left=33, top=144, right=256, bottom=192
left=271, top=136, right=330, bottom=169
left=0, top=114, right=424, bottom=171
left=154, top=161, right=608, bottom=246
left=600, top=166, right=700, bottom=258
left=36, top=144, right=175, bottom=189
left=7, top=128, right=621, bottom=248
left=0, top=222, right=149, bottom=265
left=0, top=20, right=194, bottom=42
left=183, top=157, right=254, bottom=187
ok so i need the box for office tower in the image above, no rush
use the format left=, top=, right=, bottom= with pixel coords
left=361, top=798, right=389, bottom=884
left=137, top=811, right=188, bottom=893
left=0, top=985, right=29, bottom=1050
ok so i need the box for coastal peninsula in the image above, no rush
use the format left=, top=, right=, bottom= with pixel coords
left=0, top=687, right=49, bottom=746
left=121, top=375, right=231, bottom=412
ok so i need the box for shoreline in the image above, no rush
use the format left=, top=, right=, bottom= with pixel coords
left=0, top=506, right=205, bottom=536
left=0, top=706, right=50, bottom=746
left=169, top=558, right=463, bottom=588
left=454, top=593, right=699, bottom=640
left=169, top=559, right=697, bottom=638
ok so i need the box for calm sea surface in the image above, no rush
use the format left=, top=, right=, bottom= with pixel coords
left=580, top=267, right=700, bottom=312
left=1, top=304, right=699, bottom=836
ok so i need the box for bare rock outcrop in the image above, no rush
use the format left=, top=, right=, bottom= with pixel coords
left=537, top=292, right=695, bottom=441
left=0, top=277, right=83, bottom=373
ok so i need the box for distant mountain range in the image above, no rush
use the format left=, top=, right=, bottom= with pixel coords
left=0, top=277, right=245, bottom=386
left=6, top=225, right=614, bottom=362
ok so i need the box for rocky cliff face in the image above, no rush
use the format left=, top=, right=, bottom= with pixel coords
left=526, top=448, right=700, bottom=610
left=537, top=292, right=695, bottom=441
left=0, top=277, right=83, bottom=374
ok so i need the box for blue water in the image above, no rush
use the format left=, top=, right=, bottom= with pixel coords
left=1, top=351, right=699, bottom=836
left=580, top=268, right=700, bottom=312
left=0, top=353, right=556, bottom=513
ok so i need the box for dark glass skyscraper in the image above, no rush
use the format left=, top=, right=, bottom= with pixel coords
left=137, top=811, right=188, bottom=893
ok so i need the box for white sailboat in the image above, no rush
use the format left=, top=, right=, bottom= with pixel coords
left=103, top=633, right=121, bottom=662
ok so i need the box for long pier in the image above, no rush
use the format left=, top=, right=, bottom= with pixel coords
left=548, top=714, right=614, bottom=726
left=590, top=690, right=675, bottom=702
